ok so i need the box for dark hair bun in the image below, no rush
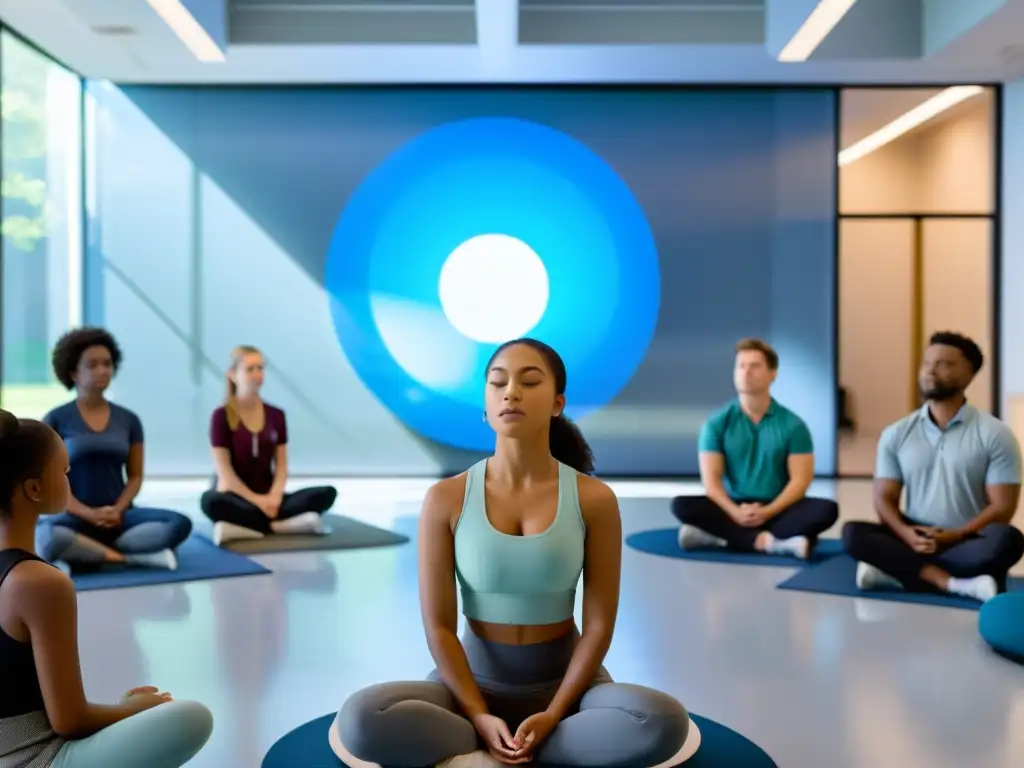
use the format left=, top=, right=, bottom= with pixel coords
left=0, top=409, right=19, bottom=442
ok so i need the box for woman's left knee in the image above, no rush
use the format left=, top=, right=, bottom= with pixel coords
left=157, top=700, right=214, bottom=749
left=166, top=513, right=193, bottom=546
left=641, top=688, right=689, bottom=759
left=585, top=684, right=689, bottom=760
left=319, top=486, right=339, bottom=509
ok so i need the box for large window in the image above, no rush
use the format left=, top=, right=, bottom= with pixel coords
left=0, top=30, right=83, bottom=418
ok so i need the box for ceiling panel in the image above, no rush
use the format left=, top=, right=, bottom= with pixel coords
left=232, top=0, right=473, bottom=6
left=519, top=3, right=763, bottom=45
left=229, top=2, right=476, bottom=45
left=0, top=0, right=1019, bottom=84
left=519, top=0, right=763, bottom=6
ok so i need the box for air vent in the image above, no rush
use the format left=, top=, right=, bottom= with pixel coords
left=91, top=24, right=138, bottom=37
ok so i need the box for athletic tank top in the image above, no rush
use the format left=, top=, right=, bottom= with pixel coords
left=454, top=459, right=586, bottom=626
left=0, top=550, right=47, bottom=718
left=0, top=549, right=64, bottom=768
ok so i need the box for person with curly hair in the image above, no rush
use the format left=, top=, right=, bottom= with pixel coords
left=332, top=339, right=690, bottom=768
left=35, top=327, right=193, bottom=571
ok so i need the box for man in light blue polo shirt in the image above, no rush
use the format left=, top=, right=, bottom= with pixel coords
left=672, top=338, right=839, bottom=559
left=843, top=331, right=1024, bottom=603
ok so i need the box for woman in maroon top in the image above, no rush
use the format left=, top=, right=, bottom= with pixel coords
left=200, top=345, right=337, bottom=546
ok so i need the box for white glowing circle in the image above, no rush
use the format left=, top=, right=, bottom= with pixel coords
left=438, top=234, right=550, bottom=343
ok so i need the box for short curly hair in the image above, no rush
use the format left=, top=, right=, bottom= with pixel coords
left=51, top=326, right=123, bottom=390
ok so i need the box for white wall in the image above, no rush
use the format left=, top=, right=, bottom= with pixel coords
left=1001, top=79, right=1024, bottom=440
left=918, top=96, right=994, bottom=213
left=839, top=132, right=923, bottom=214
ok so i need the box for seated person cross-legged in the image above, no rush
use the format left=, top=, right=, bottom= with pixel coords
left=672, top=338, right=838, bottom=560
left=200, top=345, right=337, bottom=547
left=35, top=328, right=192, bottom=572
left=335, top=339, right=689, bottom=768
left=0, top=409, right=213, bottom=768
left=843, top=332, right=1024, bottom=604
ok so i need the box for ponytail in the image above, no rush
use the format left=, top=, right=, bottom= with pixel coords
left=549, top=413, right=595, bottom=475
left=485, top=337, right=597, bottom=474
left=224, top=373, right=240, bottom=431
left=224, top=344, right=262, bottom=432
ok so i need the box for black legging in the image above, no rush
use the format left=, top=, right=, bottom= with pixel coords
left=842, top=518, right=1024, bottom=592
left=200, top=486, right=338, bottom=534
left=671, top=495, right=839, bottom=551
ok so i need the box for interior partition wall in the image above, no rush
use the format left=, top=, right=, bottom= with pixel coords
left=0, top=33, right=1004, bottom=477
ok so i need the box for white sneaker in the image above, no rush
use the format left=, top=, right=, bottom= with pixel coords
left=436, top=752, right=505, bottom=768
left=125, top=549, right=177, bottom=570
left=764, top=534, right=810, bottom=559
left=677, top=524, right=726, bottom=551
left=270, top=511, right=325, bottom=535
left=855, top=561, right=902, bottom=591
left=947, top=575, right=998, bottom=603
left=213, top=521, right=265, bottom=547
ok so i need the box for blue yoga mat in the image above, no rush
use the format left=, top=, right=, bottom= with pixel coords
left=626, top=527, right=844, bottom=566
left=262, top=713, right=777, bottom=768
left=777, top=554, right=1024, bottom=610
left=71, top=536, right=270, bottom=592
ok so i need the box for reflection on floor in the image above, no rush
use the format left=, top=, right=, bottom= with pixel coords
left=77, top=478, right=1024, bottom=768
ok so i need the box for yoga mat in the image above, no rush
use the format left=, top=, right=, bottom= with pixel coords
left=777, top=554, right=1024, bottom=611
left=626, top=527, right=844, bottom=566
left=71, top=536, right=270, bottom=593
left=224, top=514, right=409, bottom=554
left=262, top=712, right=777, bottom=768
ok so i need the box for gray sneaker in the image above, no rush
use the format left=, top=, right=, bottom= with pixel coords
left=677, top=524, right=726, bottom=551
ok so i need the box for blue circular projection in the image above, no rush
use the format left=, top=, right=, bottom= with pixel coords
left=325, top=117, right=660, bottom=452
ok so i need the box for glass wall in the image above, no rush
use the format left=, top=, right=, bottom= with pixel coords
left=0, top=30, right=83, bottom=418
left=837, top=86, right=997, bottom=476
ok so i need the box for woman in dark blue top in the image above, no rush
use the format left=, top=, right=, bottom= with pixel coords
left=0, top=408, right=213, bottom=766
left=36, top=327, right=193, bottom=572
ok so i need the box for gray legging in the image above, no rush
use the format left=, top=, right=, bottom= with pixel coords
left=337, top=626, right=689, bottom=767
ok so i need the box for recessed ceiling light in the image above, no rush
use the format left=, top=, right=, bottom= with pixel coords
left=838, top=86, right=985, bottom=166
left=91, top=24, right=138, bottom=37
left=145, top=0, right=226, bottom=63
left=778, top=0, right=858, bottom=62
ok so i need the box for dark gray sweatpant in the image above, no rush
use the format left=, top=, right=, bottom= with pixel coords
left=336, top=626, right=689, bottom=767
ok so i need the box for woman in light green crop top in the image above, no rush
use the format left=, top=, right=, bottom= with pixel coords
left=333, top=339, right=691, bottom=768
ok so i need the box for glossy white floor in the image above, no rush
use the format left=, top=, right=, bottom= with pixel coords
left=79, top=477, right=1024, bottom=768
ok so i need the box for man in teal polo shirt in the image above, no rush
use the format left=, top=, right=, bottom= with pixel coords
left=671, top=338, right=839, bottom=559
left=843, top=331, right=1024, bottom=603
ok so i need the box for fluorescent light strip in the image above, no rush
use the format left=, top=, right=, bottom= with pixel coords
left=838, top=86, right=984, bottom=166
left=145, top=0, right=225, bottom=63
left=778, top=0, right=858, bottom=62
